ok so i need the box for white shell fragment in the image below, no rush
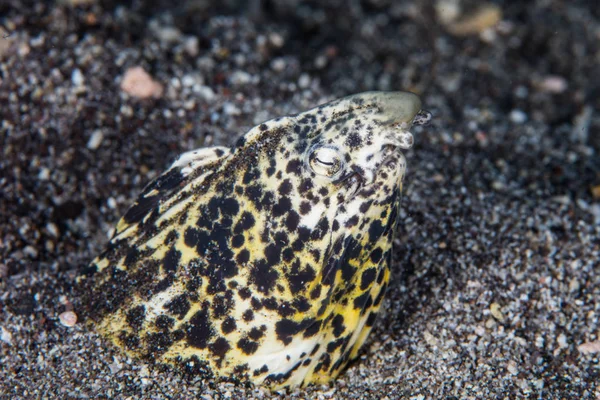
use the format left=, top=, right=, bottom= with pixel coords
left=59, top=311, right=78, bottom=327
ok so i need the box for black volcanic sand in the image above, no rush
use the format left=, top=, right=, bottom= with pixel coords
left=1, top=1, right=599, bottom=398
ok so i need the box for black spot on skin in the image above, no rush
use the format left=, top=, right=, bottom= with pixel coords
left=185, top=275, right=203, bottom=294
left=164, top=294, right=190, bottom=320
left=366, top=311, right=378, bottom=327
left=184, top=227, right=200, bottom=247
left=292, top=297, right=311, bottom=312
left=266, top=166, right=276, bottom=177
left=311, top=217, right=329, bottom=241
left=243, top=309, right=254, bottom=321
left=370, top=248, right=383, bottom=264
left=124, top=247, right=140, bottom=267
left=221, top=317, right=237, bottom=334
left=310, top=284, right=322, bottom=299
left=232, top=234, right=245, bottom=248
left=278, top=179, right=293, bottom=196
left=209, top=337, right=231, bottom=358
left=314, top=353, right=331, bottom=373
left=303, top=320, right=321, bottom=338
left=345, top=130, right=362, bottom=148
left=245, top=185, right=263, bottom=209
left=298, top=178, right=313, bottom=194
left=238, top=338, right=259, bottom=355
left=235, top=136, right=246, bottom=148
left=253, top=364, right=270, bottom=376
left=285, top=210, right=300, bottom=231
left=145, top=331, right=173, bottom=356
left=243, top=167, right=260, bottom=184
left=326, top=337, right=345, bottom=353
left=186, top=306, right=214, bottom=349
left=193, top=229, right=211, bottom=255
left=331, top=314, right=345, bottom=338
left=275, top=318, right=315, bottom=345
left=248, top=327, right=264, bottom=340
left=299, top=201, right=311, bottom=215
left=264, top=244, right=281, bottom=267
left=219, top=197, right=240, bottom=217
left=172, top=329, right=185, bottom=342
left=287, top=263, right=316, bottom=295
left=377, top=263, right=388, bottom=284
left=321, top=257, right=338, bottom=287
left=286, top=159, right=303, bottom=175
left=310, top=343, right=320, bottom=356
left=345, top=215, right=359, bottom=228
left=360, top=268, right=377, bottom=291
left=236, top=249, right=250, bottom=264
left=273, top=197, right=292, bottom=217
left=282, top=247, right=294, bottom=263
left=164, top=230, right=178, bottom=246
left=277, top=301, right=295, bottom=317
left=238, top=287, right=252, bottom=299
left=353, top=291, right=371, bottom=310
left=373, top=282, right=388, bottom=306
left=369, top=220, right=385, bottom=243
left=234, top=211, right=256, bottom=234
left=291, top=227, right=311, bottom=252
left=259, top=123, right=268, bottom=131
left=155, top=315, right=175, bottom=331
left=122, top=194, right=159, bottom=225
left=251, top=297, right=263, bottom=310
left=126, top=305, right=146, bottom=331
left=310, top=249, right=320, bottom=262
left=212, top=293, right=234, bottom=319
left=263, top=297, right=278, bottom=310
left=162, top=247, right=181, bottom=273
left=250, top=260, right=279, bottom=294
left=261, top=191, right=275, bottom=209
left=275, top=319, right=301, bottom=345
left=233, top=363, right=250, bottom=376
left=119, top=332, right=140, bottom=350
left=153, top=275, right=174, bottom=293
left=331, top=219, right=340, bottom=232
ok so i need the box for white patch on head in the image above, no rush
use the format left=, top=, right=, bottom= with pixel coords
left=169, top=146, right=231, bottom=177
left=299, top=203, right=327, bottom=230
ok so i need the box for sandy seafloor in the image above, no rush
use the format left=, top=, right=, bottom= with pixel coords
left=1, top=1, right=599, bottom=399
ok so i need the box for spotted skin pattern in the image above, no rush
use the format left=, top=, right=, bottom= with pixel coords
left=81, top=91, right=427, bottom=388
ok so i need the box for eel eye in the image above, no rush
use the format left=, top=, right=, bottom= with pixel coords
left=308, top=146, right=343, bottom=177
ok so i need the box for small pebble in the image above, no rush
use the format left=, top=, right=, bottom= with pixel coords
left=536, top=75, right=568, bottom=93
left=444, top=3, right=502, bottom=36
left=71, top=68, right=84, bottom=86
left=229, top=70, right=252, bottom=85
left=298, top=73, right=311, bottom=89
left=120, top=67, right=164, bottom=99
left=87, top=130, right=104, bottom=150
left=0, top=327, right=13, bottom=345
left=578, top=341, right=600, bottom=354
left=509, top=109, right=527, bottom=124
left=59, top=311, right=78, bottom=327
left=183, top=36, right=199, bottom=57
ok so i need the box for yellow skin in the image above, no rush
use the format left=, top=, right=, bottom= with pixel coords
left=80, top=91, right=429, bottom=388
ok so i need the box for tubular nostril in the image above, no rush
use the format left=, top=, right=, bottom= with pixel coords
left=413, top=109, right=433, bottom=126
